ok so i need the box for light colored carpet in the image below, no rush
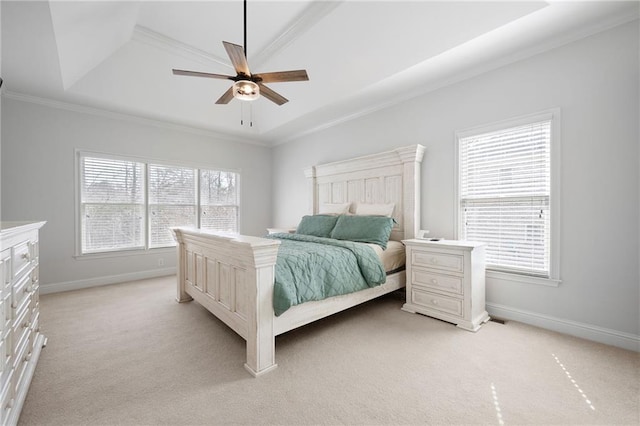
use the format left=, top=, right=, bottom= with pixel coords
left=19, top=276, right=639, bottom=425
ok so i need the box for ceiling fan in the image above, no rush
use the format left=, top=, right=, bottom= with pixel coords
left=172, top=0, right=309, bottom=106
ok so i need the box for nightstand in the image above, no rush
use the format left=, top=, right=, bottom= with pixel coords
left=402, top=239, right=489, bottom=331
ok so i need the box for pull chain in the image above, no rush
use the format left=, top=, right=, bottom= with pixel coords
left=239, top=102, right=255, bottom=127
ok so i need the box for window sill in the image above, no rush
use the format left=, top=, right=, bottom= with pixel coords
left=74, top=247, right=175, bottom=261
left=486, top=270, right=561, bottom=287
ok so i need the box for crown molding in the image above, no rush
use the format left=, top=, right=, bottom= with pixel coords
left=272, top=9, right=639, bottom=146
left=133, top=25, right=233, bottom=71
left=250, top=1, right=342, bottom=70
left=2, top=90, right=268, bottom=147
left=132, top=1, right=342, bottom=73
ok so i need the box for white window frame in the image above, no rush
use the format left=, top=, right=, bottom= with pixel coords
left=454, top=109, right=561, bottom=287
left=74, top=150, right=241, bottom=258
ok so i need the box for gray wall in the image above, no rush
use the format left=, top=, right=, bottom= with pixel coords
left=272, top=22, right=639, bottom=344
left=1, top=99, right=272, bottom=288
left=1, top=18, right=637, bottom=349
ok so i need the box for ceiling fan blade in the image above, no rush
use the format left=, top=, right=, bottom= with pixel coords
left=254, top=70, right=309, bottom=83
left=258, top=83, right=288, bottom=106
left=172, top=69, right=235, bottom=80
left=223, top=41, right=251, bottom=76
left=215, top=86, right=235, bottom=104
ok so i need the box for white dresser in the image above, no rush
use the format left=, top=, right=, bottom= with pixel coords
left=0, top=221, right=46, bottom=425
left=402, top=239, right=489, bottom=331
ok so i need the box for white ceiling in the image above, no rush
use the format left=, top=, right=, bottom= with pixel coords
left=2, top=1, right=638, bottom=145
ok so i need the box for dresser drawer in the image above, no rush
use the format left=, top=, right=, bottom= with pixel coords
left=0, top=292, right=10, bottom=336
left=412, top=250, right=463, bottom=273
left=11, top=334, right=30, bottom=397
left=412, top=268, right=463, bottom=295
left=1, top=249, right=11, bottom=290
left=0, top=368, right=13, bottom=426
left=11, top=305, right=31, bottom=358
left=0, top=330, right=11, bottom=385
left=11, top=241, right=32, bottom=280
left=29, top=311, right=40, bottom=349
left=411, top=289, right=463, bottom=317
left=0, top=338, right=7, bottom=377
left=11, top=272, right=34, bottom=313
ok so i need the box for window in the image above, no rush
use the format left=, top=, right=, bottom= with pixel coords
left=199, top=170, right=239, bottom=232
left=78, top=153, right=239, bottom=255
left=148, top=164, right=196, bottom=248
left=80, top=157, right=145, bottom=253
left=456, top=111, right=560, bottom=282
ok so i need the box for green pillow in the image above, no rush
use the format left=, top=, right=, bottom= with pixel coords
left=330, top=215, right=394, bottom=249
left=296, top=215, right=339, bottom=238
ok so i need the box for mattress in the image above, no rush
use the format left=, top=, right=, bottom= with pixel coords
left=365, top=240, right=406, bottom=273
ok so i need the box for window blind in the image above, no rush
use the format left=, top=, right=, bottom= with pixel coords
left=148, top=164, right=196, bottom=248
left=200, top=170, right=239, bottom=233
left=79, top=153, right=240, bottom=255
left=81, top=157, right=145, bottom=253
left=459, top=120, right=551, bottom=277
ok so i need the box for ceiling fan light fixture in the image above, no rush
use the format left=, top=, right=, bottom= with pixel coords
left=233, top=80, right=259, bottom=101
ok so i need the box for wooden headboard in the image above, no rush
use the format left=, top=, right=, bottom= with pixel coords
left=304, top=145, right=425, bottom=241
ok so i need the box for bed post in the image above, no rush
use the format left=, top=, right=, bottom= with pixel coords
left=396, top=145, right=425, bottom=240
left=304, top=166, right=317, bottom=214
left=172, top=228, right=193, bottom=303
left=244, top=242, right=281, bottom=377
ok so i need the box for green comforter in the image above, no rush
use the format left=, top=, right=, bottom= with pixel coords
left=265, top=233, right=386, bottom=316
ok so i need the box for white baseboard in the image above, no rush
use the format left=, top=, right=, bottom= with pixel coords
left=487, top=302, right=640, bottom=352
left=40, top=267, right=176, bottom=295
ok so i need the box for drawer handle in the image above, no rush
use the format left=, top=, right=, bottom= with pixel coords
left=32, top=276, right=37, bottom=283
left=431, top=299, right=438, bottom=305
left=23, top=321, right=30, bottom=328
left=21, top=253, right=30, bottom=261
left=6, top=398, right=14, bottom=409
left=24, top=286, right=33, bottom=293
left=431, top=279, right=438, bottom=284
left=24, top=352, right=32, bottom=362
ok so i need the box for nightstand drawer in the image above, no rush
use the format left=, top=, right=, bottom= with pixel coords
left=412, top=268, right=463, bottom=295
left=411, top=289, right=463, bottom=317
left=412, top=251, right=463, bottom=273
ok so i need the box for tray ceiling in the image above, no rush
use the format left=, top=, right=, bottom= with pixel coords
left=2, top=1, right=638, bottom=145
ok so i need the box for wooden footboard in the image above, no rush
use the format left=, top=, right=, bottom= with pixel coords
left=172, top=227, right=281, bottom=376
left=172, top=227, right=406, bottom=377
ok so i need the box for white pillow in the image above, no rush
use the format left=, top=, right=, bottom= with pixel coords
left=355, top=203, right=395, bottom=217
left=318, top=202, right=351, bottom=215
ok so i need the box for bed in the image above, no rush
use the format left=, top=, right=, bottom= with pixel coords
left=172, top=144, right=425, bottom=376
